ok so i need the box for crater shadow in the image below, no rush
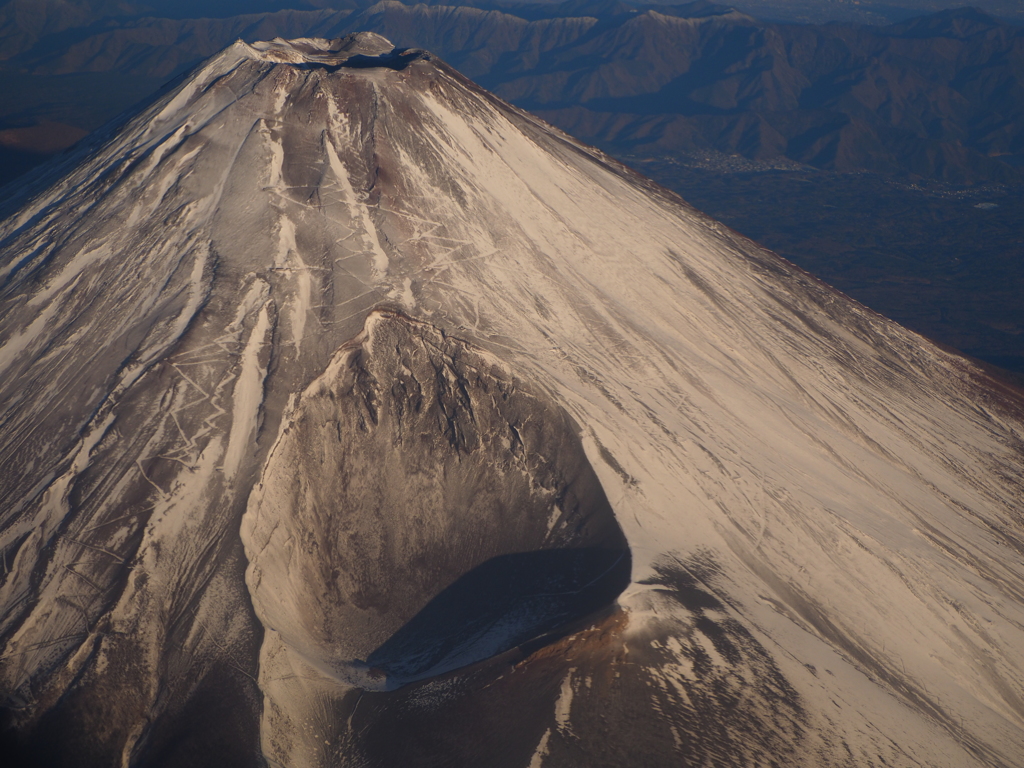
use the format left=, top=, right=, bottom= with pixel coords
left=302, top=49, right=430, bottom=73
left=365, top=546, right=631, bottom=687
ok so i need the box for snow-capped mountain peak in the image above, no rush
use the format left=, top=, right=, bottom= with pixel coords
left=0, top=32, right=1022, bottom=768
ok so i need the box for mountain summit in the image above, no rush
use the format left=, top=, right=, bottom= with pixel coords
left=1, top=33, right=1023, bottom=768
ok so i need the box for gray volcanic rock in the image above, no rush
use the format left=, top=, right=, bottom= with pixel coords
left=0, top=30, right=1023, bottom=768
left=244, top=310, right=630, bottom=689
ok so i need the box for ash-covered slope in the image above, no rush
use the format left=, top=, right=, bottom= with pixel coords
left=1, top=32, right=1023, bottom=768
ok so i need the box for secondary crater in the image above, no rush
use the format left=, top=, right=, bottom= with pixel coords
left=243, top=310, right=631, bottom=689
